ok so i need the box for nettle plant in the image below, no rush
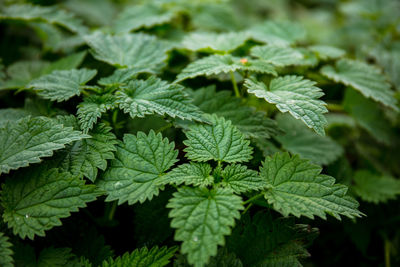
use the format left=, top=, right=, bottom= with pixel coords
left=0, top=0, right=399, bottom=266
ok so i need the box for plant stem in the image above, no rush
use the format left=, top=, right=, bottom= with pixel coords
left=242, top=193, right=264, bottom=205
left=385, top=239, right=391, bottom=267
left=327, top=103, right=344, bottom=112
left=107, top=201, right=118, bottom=221
left=156, top=123, right=173, bottom=133
left=242, top=203, right=253, bottom=215
left=230, top=71, right=240, bottom=98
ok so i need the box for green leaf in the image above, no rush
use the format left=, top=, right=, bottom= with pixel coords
left=245, top=76, right=328, bottom=135
left=0, top=3, right=88, bottom=34
left=28, top=68, right=97, bottom=102
left=228, top=212, right=316, bottom=267
left=220, top=164, right=265, bottom=194
left=248, top=21, right=306, bottom=46
left=308, top=45, right=345, bottom=60
left=167, top=187, right=243, bottom=267
left=113, top=3, right=175, bottom=33
left=102, top=246, right=177, bottom=267
left=260, top=152, right=363, bottom=219
left=97, top=131, right=178, bottom=205
left=250, top=45, right=304, bottom=66
left=183, top=114, right=253, bottom=163
left=158, top=163, right=214, bottom=187
left=77, top=94, right=118, bottom=133
left=189, top=86, right=283, bottom=139
left=0, top=108, right=31, bottom=127
left=37, top=247, right=78, bottom=267
left=182, top=32, right=249, bottom=52
left=52, top=122, right=117, bottom=182
left=117, top=76, right=205, bottom=122
left=98, top=68, right=154, bottom=87
left=41, top=51, right=87, bottom=74
left=352, top=170, right=400, bottom=204
left=343, top=88, right=394, bottom=145
left=321, top=59, right=399, bottom=111
left=1, top=167, right=100, bottom=239
left=275, top=114, right=343, bottom=165
left=0, top=232, right=13, bottom=267
left=0, top=116, right=88, bottom=175
left=84, top=32, right=172, bottom=71
left=176, top=54, right=276, bottom=82
left=1, top=60, right=49, bottom=90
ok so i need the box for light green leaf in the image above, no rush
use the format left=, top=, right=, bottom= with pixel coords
left=308, top=45, right=345, bottom=60
left=245, top=76, right=328, bottom=135
left=261, top=152, right=363, bottom=219
left=182, top=31, right=249, bottom=52
left=52, top=122, right=117, bottom=182
left=0, top=109, right=31, bottom=127
left=0, top=232, right=13, bottom=267
left=0, top=3, right=88, bottom=34
left=102, top=246, right=177, bottom=267
left=0, top=116, right=88, bottom=175
left=84, top=32, right=172, bottom=71
left=77, top=94, right=118, bottom=133
left=352, top=170, right=400, bottom=204
left=1, top=167, right=100, bottom=239
left=117, top=76, right=205, bottom=122
left=98, top=68, right=154, bottom=87
left=275, top=114, right=343, bottom=165
left=167, top=187, right=243, bottom=267
left=1, top=61, right=49, bottom=90
left=97, top=131, right=178, bottom=205
left=176, top=54, right=276, bottom=82
left=183, top=114, right=253, bottom=163
left=220, top=164, right=265, bottom=194
left=250, top=45, right=304, bottom=66
left=41, top=51, right=87, bottom=74
left=158, top=163, right=213, bottom=187
left=189, top=86, right=283, bottom=139
left=28, top=68, right=97, bottom=102
left=321, top=59, right=398, bottom=111
left=248, top=21, right=306, bottom=46
left=343, top=88, right=394, bottom=145
left=114, top=3, right=175, bottom=33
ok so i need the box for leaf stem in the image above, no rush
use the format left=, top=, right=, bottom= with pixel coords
left=242, top=203, right=253, bottom=215
left=230, top=71, right=240, bottom=98
left=242, top=193, right=264, bottom=205
left=327, top=103, right=344, bottom=112
left=156, top=123, right=173, bottom=133
left=107, top=201, right=118, bottom=221
left=385, top=239, right=391, bottom=267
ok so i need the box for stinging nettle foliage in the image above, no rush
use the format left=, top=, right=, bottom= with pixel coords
left=0, top=0, right=399, bottom=266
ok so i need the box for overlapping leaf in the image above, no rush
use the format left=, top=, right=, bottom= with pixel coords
left=182, top=32, right=249, bottom=52
left=0, top=116, right=88, bottom=175
left=0, top=3, right=88, bottom=34
left=28, top=68, right=97, bottom=102
left=77, top=94, right=118, bottom=133
left=321, top=59, right=399, bottom=111
left=275, top=114, right=343, bottom=165
left=176, top=54, right=276, bottom=82
left=183, top=115, right=253, bottom=163
left=97, top=131, right=178, bottom=205
left=260, top=152, right=363, bottom=219
left=250, top=45, right=304, bottom=66
left=352, top=170, right=400, bottom=204
left=102, top=246, right=177, bottom=267
left=189, top=86, right=282, bottom=139
left=220, top=164, right=265, bottom=194
left=114, top=3, right=175, bottom=33
left=245, top=76, right=328, bottom=135
left=0, top=232, right=13, bottom=267
left=167, top=187, right=243, bottom=267
left=248, top=21, right=306, bottom=46
left=1, top=167, right=100, bottom=239
left=84, top=32, right=172, bottom=71
left=308, top=45, right=345, bottom=60
left=117, top=76, right=205, bottom=122
left=158, top=163, right=214, bottom=187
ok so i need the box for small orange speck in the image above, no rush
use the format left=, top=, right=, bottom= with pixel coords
left=240, top=58, right=248, bottom=64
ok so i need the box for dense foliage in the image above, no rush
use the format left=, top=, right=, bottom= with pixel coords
left=0, top=0, right=399, bottom=266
